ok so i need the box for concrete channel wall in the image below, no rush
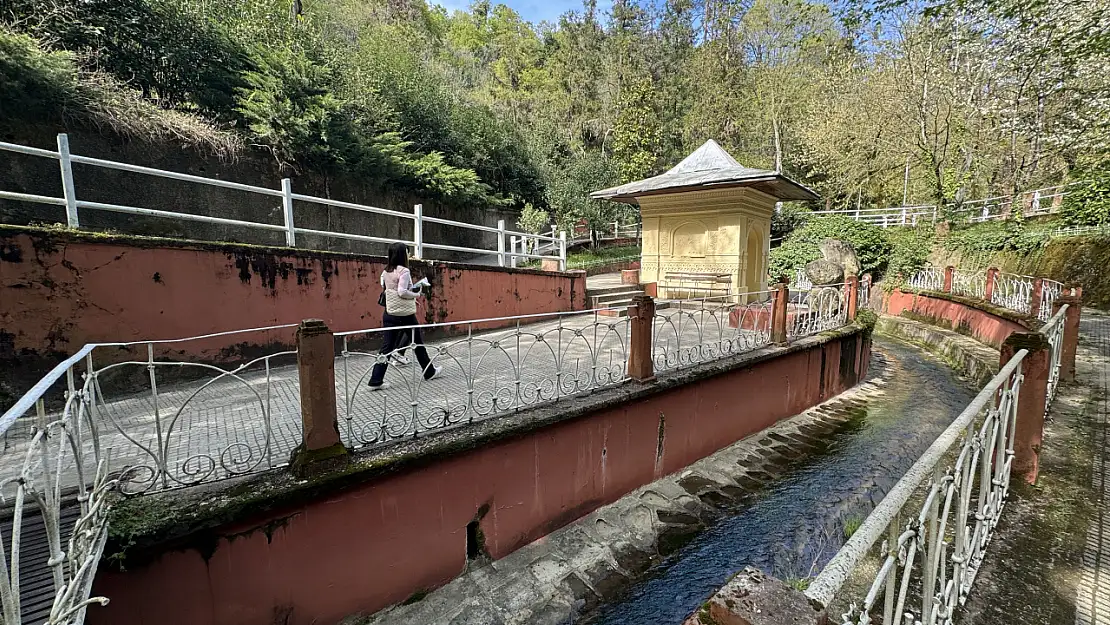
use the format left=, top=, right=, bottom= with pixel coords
left=883, top=287, right=1034, bottom=348
left=0, top=225, right=587, bottom=403
left=89, top=325, right=872, bottom=625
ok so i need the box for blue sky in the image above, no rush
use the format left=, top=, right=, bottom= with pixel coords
left=431, top=0, right=614, bottom=25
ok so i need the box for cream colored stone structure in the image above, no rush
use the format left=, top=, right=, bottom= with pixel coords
left=592, top=140, right=818, bottom=299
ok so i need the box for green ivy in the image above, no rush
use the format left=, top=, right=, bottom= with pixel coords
left=1062, top=168, right=1110, bottom=226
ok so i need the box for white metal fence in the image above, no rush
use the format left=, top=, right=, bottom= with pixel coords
left=807, top=302, right=1070, bottom=623
left=990, top=272, right=1034, bottom=315
left=950, top=268, right=986, bottom=299
left=907, top=267, right=1065, bottom=322
left=907, top=267, right=945, bottom=291
left=789, top=284, right=851, bottom=340
left=806, top=349, right=1027, bottom=623
left=653, top=292, right=774, bottom=372
left=334, top=309, right=632, bottom=447
left=805, top=183, right=1080, bottom=229
left=0, top=134, right=567, bottom=269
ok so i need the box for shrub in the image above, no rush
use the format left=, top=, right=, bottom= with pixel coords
left=769, top=216, right=890, bottom=279
left=1062, top=168, right=1110, bottom=226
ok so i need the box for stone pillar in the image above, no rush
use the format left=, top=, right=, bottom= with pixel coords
left=1054, top=294, right=1082, bottom=382
left=1030, top=278, right=1044, bottom=316
left=771, top=283, right=789, bottom=345
left=845, top=275, right=859, bottom=319
left=943, top=265, right=955, bottom=293
left=291, top=319, right=347, bottom=476
left=682, top=568, right=828, bottom=625
left=628, top=295, right=656, bottom=382
left=984, top=267, right=1000, bottom=302
left=1001, top=332, right=1051, bottom=483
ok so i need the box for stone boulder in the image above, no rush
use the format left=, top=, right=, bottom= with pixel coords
left=819, top=239, right=861, bottom=277
left=804, top=259, right=844, bottom=286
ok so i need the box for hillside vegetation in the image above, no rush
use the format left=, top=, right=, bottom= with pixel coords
left=2, top=0, right=1106, bottom=232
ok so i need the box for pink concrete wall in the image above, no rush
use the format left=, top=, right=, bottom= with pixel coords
left=884, top=289, right=1029, bottom=348
left=0, top=229, right=586, bottom=368
left=90, top=330, right=870, bottom=625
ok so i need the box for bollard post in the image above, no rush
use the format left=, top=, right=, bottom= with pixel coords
left=845, top=275, right=859, bottom=319
left=627, top=295, right=656, bottom=382
left=943, top=265, right=955, bottom=293
left=1054, top=294, right=1082, bottom=381
left=1001, top=332, right=1051, bottom=483
left=1030, top=278, right=1044, bottom=317
left=984, top=267, right=1000, bottom=302
left=291, top=319, right=347, bottom=476
left=771, top=282, right=789, bottom=345
left=682, top=568, right=828, bottom=625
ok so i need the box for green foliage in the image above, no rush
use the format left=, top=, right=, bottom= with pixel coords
left=884, top=227, right=935, bottom=280
left=942, top=221, right=1048, bottom=257
left=1062, top=169, right=1110, bottom=226
left=769, top=216, right=891, bottom=279
left=3, top=0, right=1100, bottom=222
left=516, top=203, right=550, bottom=234
left=0, top=26, right=78, bottom=118
left=771, top=204, right=812, bottom=241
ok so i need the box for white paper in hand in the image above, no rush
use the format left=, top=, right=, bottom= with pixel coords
left=414, top=277, right=431, bottom=289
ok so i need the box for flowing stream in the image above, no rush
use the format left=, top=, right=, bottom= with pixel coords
left=587, top=336, right=977, bottom=624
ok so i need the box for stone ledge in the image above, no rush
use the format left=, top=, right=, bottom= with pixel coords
left=875, top=316, right=999, bottom=386
left=105, top=323, right=872, bottom=569
left=896, top=287, right=1038, bottom=330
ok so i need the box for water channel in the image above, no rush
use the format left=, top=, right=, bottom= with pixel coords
left=586, top=336, right=978, bottom=624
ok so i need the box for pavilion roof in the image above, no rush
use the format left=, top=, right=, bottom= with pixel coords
left=590, top=140, right=819, bottom=203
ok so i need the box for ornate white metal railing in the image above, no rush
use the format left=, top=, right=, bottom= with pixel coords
left=0, top=350, right=117, bottom=625
left=908, top=267, right=945, bottom=291
left=335, top=309, right=632, bottom=448
left=805, top=350, right=1028, bottom=624
left=789, top=284, right=850, bottom=340
left=793, top=269, right=813, bottom=291
left=1038, top=279, right=1064, bottom=322
left=950, top=269, right=986, bottom=300
left=858, top=275, right=872, bottom=310
left=1041, top=304, right=1067, bottom=408
left=991, top=272, right=1034, bottom=314
left=652, top=292, right=773, bottom=372
left=0, top=134, right=566, bottom=268
left=1, top=326, right=302, bottom=496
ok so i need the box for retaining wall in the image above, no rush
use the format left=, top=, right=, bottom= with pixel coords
left=882, top=288, right=1034, bottom=349
left=90, top=325, right=872, bottom=625
left=0, top=226, right=586, bottom=405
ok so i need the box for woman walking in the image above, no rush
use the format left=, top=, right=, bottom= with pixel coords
left=368, top=242, right=438, bottom=389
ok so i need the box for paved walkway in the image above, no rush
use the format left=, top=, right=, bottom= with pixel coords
left=1, top=296, right=767, bottom=493
left=1077, top=310, right=1110, bottom=625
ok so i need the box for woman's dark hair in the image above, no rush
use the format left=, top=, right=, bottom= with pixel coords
left=386, top=242, right=408, bottom=272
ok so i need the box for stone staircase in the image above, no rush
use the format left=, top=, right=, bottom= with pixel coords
left=587, top=283, right=670, bottom=316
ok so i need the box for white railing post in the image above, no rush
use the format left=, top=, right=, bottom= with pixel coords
left=281, top=178, right=296, bottom=247
left=497, top=219, right=506, bottom=267
left=901, top=207, right=907, bottom=225
left=559, top=231, right=567, bottom=271
left=414, top=204, right=424, bottom=259
left=56, top=133, right=79, bottom=227
left=510, top=235, right=518, bottom=268
left=613, top=221, right=619, bottom=239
